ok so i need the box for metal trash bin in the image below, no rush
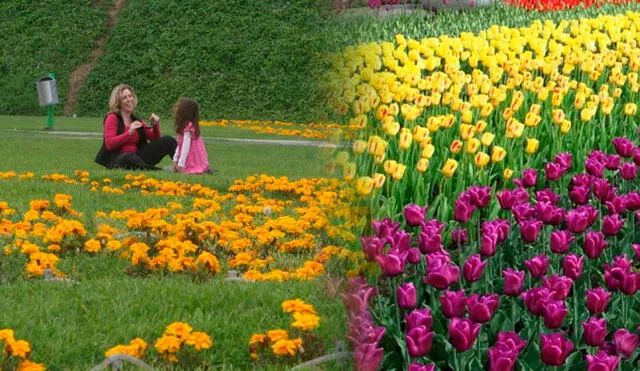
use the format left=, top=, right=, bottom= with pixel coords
left=36, top=75, right=59, bottom=106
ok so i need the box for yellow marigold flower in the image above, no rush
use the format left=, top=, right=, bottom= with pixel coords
left=291, top=312, right=320, bottom=331
left=84, top=239, right=102, bottom=253
left=20, top=242, right=39, bottom=255
left=105, top=240, right=122, bottom=252
left=164, top=322, right=193, bottom=339
left=491, top=146, right=507, bottom=163
left=185, top=331, right=213, bottom=351
left=105, top=345, right=131, bottom=358
left=442, top=159, right=458, bottom=178
left=249, top=334, right=266, bottom=346
left=6, top=339, right=31, bottom=359
left=416, top=158, right=429, bottom=173
left=474, top=152, right=490, bottom=167
left=267, top=329, right=288, bottom=343
left=625, top=103, right=637, bottom=115
left=155, top=335, right=181, bottom=354
left=525, top=139, right=539, bottom=154
left=282, top=299, right=316, bottom=315
left=17, top=360, right=45, bottom=371
left=271, top=338, right=303, bottom=357
left=504, top=168, right=514, bottom=180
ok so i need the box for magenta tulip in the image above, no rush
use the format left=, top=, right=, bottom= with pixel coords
left=408, top=363, right=436, bottom=371
left=480, top=231, right=499, bottom=257
left=586, top=351, right=619, bottom=371
left=463, top=254, right=487, bottom=282
left=562, top=254, right=584, bottom=280
left=439, top=290, right=466, bottom=318
left=585, top=158, right=605, bottom=178
left=550, top=230, right=574, bottom=254
left=540, top=333, right=574, bottom=366
left=634, top=147, right=640, bottom=165
left=405, top=308, right=433, bottom=330
left=555, top=153, right=572, bottom=171
left=354, top=343, right=384, bottom=371
left=502, top=269, right=525, bottom=296
left=521, top=168, right=538, bottom=188
left=449, top=318, right=482, bottom=352
left=424, top=253, right=459, bottom=290
left=545, top=162, right=564, bottom=181
left=467, top=293, right=499, bottom=323
left=612, top=137, right=635, bottom=158
left=602, top=214, right=624, bottom=236
left=583, top=231, right=607, bottom=259
left=397, top=282, right=417, bottom=309
left=585, top=288, right=612, bottom=314
left=454, top=199, right=475, bottom=223
left=403, top=203, right=428, bottom=227
left=620, top=162, right=637, bottom=180
left=582, top=317, right=608, bottom=346
left=361, top=236, right=384, bottom=261
left=468, top=186, right=491, bottom=208
left=613, top=329, right=639, bottom=359
left=375, top=251, right=406, bottom=277
left=451, top=227, right=468, bottom=245
left=542, top=300, right=568, bottom=329
left=569, top=185, right=591, bottom=205
left=542, top=274, right=573, bottom=300
left=405, top=326, right=435, bottom=357
left=524, top=255, right=550, bottom=278
left=521, top=287, right=552, bottom=316
left=519, top=220, right=543, bottom=243
left=606, top=154, right=621, bottom=171
left=371, top=217, right=400, bottom=238
left=566, top=209, right=590, bottom=233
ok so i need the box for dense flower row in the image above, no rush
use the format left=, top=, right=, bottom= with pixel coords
left=200, top=119, right=354, bottom=139
left=249, top=299, right=320, bottom=361
left=352, top=134, right=640, bottom=369
left=0, top=172, right=360, bottom=282
left=328, top=12, right=640, bottom=220
left=504, top=0, right=640, bottom=12
left=0, top=329, right=45, bottom=370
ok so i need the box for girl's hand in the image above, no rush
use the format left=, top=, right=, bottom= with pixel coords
left=150, top=113, right=160, bottom=126
left=128, top=121, right=143, bottom=135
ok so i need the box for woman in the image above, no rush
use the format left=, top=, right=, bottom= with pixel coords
left=95, top=84, right=177, bottom=170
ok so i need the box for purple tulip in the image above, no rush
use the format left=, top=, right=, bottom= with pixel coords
left=585, top=351, right=619, bottom=371
left=375, top=250, right=406, bottom=277
left=406, top=326, right=434, bottom=357
left=550, top=230, right=574, bottom=254
left=407, top=248, right=422, bottom=265
left=524, top=255, right=550, bottom=278
left=439, top=290, right=466, bottom=318
left=606, top=195, right=628, bottom=214
left=512, top=203, right=534, bottom=223
left=354, top=343, right=384, bottom=371
left=535, top=202, right=565, bottom=225
left=397, top=282, right=417, bottom=309
left=449, top=318, right=482, bottom=352
left=480, top=232, right=499, bottom=257
left=593, top=179, right=617, bottom=203
left=454, top=199, right=475, bottom=223
left=451, top=227, right=468, bottom=245
left=582, top=317, right=608, bottom=346
left=361, top=236, right=384, bottom=261
left=418, top=228, right=443, bottom=254
left=585, top=288, right=612, bottom=314
left=555, top=153, right=573, bottom=171
left=371, top=217, right=400, bottom=238
left=612, top=137, right=635, bottom=157
left=585, top=158, right=605, bottom=178
left=583, top=231, right=607, bottom=259
left=562, top=254, right=584, bottom=280
left=463, top=254, right=487, bottom=282
left=542, top=300, right=568, bottom=329
left=466, top=293, right=500, bottom=323
left=502, top=269, right=525, bottom=297
left=497, top=188, right=529, bottom=210
left=613, top=329, right=639, bottom=359
left=408, top=363, right=436, bottom=371
left=403, top=203, right=428, bottom=227
left=536, top=188, right=560, bottom=205
left=606, top=154, right=621, bottom=171
left=542, top=274, right=573, bottom=300
left=468, top=186, right=491, bottom=208
left=545, top=162, right=564, bottom=181
left=390, top=229, right=411, bottom=252
left=620, top=162, right=637, bottom=180
left=566, top=209, right=590, bottom=234
left=496, top=332, right=527, bottom=352
left=519, top=220, right=543, bottom=243
left=521, top=287, right=552, bottom=316
left=602, top=214, right=624, bottom=236
left=405, top=308, right=433, bottom=330
left=424, top=253, right=460, bottom=290
left=540, top=333, right=574, bottom=366
left=569, top=185, right=591, bottom=205
left=487, top=333, right=527, bottom=371
left=521, top=168, right=538, bottom=188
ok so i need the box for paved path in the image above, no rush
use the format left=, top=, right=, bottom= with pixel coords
left=0, top=128, right=344, bottom=148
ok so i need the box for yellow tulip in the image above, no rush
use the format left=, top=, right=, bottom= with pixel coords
left=421, top=144, right=435, bottom=159
left=529, top=104, right=542, bottom=115
left=376, top=105, right=390, bottom=120
left=460, top=124, right=476, bottom=140
left=613, top=88, right=622, bottom=98
left=466, top=138, right=481, bottom=154
left=491, top=146, right=507, bottom=163
left=383, top=160, right=398, bottom=175
left=441, top=114, right=456, bottom=128
left=580, top=108, right=595, bottom=122
left=551, top=89, right=564, bottom=106
left=450, top=140, right=463, bottom=154
left=343, top=162, right=356, bottom=181
left=355, top=177, right=374, bottom=197
left=481, top=132, right=495, bottom=146
left=442, top=159, right=458, bottom=177
left=480, top=103, right=493, bottom=118
left=537, top=88, right=549, bottom=101
left=372, top=173, right=385, bottom=189
left=524, top=112, right=541, bottom=127
left=383, top=120, right=400, bottom=136
left=502, top=108, right=514, bottom=120
left=475, top=120, right=487, bottom=133
left=551, top=109, right=565, bottom=125
left=352, top=140, right=367, bottom=155
left=392, top=163, right=407, bottom=180
left=416, top=158, right=429, bottom=173
left=427, top=116, right=441, bottom=132
left=503, top=168, right=513, bottom=180
left=475, top=152, right=490, bottom=167
left=389, top=103, right=399, bottom=116
left=560, top=120, right=571, bottom=134
left=367, top=136, right=387, bottom=156
left=525, top=139, right=539, bottom=154
left=335, top=151, right=349, bottom=166
left=505, top=119, right=524, bottom=139
left=413, top=125, right=429, bottom=143
left=398, top=128, right=413, bottom=150
left=625, top=103, right=637, bottom=115
left=461, top=110, right=473, bottom=124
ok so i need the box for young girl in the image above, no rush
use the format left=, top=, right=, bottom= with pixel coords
left=172, top=98, right=211, bottom=174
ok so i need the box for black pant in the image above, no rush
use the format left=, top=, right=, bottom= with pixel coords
left=113, top=136, right=177, bottom=170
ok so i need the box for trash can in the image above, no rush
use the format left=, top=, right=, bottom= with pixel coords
left=36, top=75, right=59, bottom=106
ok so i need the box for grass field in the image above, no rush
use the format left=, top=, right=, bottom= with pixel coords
left=0, top=116, right=352, bottom=370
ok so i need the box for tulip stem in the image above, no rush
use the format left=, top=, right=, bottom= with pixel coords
left=572, top=284, right=579, bottom=345
left=454, top=351, right=462, bottom=371
left=511, top=298, right=517, bottom=331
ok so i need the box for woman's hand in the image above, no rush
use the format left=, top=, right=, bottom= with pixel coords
left=149, top=113, right=160, bottom=126
left=128, top=121, right=144, bottom=135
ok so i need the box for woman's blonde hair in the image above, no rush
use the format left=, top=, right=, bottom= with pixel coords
left=108, top=84, right=137, bottom=113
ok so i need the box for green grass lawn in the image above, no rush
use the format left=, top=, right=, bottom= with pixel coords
left=0, top=116, right=349, bottom=370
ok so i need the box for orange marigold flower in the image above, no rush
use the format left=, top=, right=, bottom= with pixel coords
left=267, top=329, right=288, bottom=343
left=185, top=331, right=213, bottom=351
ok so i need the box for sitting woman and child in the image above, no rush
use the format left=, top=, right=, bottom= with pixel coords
left=95, top=84, right=212, bottom=174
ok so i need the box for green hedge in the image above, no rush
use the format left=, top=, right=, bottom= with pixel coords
left=76, top=0, right=337, bottom=122
left=0, top=0, right=108, bottom=115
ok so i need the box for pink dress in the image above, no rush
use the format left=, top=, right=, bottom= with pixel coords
left=173, top=122, right=210, bottom=174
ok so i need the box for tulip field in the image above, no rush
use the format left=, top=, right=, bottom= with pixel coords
left=332, top=2, right=640, bottom=371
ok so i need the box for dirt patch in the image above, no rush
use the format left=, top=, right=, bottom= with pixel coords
left=64, top=0, right=127, bottom=115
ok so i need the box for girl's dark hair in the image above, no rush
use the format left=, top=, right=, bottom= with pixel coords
left=173, top=98, right=200, bottom=137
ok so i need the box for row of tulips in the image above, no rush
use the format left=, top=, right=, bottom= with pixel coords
left=504, top=0, right=640, bottom=12
left=328, top=12, right=640, bottom=222
left=350, top=135, right=640, bottom=370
